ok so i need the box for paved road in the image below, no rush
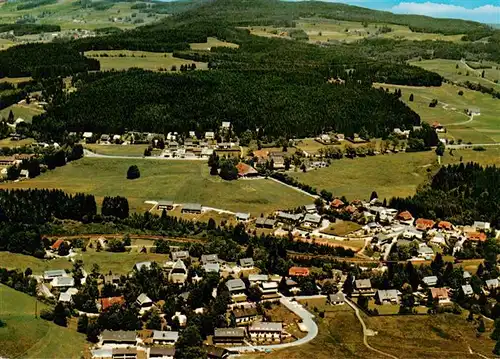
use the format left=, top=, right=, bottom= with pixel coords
left=84, top=149, right=206, bottom=160
left=447, top=143, right=500, bottom=149
left=345, top=298, right=399, bottom=359
left=268, top=177, right=319, bottom=199
left=227, top=296, right=319, bottom=353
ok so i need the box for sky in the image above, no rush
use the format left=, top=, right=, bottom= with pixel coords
left=289, top=1, right=500, bottom=23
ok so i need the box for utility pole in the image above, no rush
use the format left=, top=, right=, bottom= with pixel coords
left=35, top=299, right=37, bottom=319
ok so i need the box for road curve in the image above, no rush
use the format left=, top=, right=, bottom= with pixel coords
left=226, top=296, right=319, bottom=353
left=345, top=298, right=399, bottom=359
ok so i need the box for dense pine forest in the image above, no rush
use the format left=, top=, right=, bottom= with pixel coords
left=390, top=163, right=500, bottom=228
left=33, top=69, right=420, bottom=139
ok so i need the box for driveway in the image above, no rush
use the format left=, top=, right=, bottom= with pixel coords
left=227, top=296, right=319, bottom=353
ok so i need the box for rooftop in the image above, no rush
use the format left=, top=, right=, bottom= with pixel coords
left=249, top=322, right=283, bottom=332
left=214, top=327, right=245, bottom=338
left=226, top=278, right=246, bottom=292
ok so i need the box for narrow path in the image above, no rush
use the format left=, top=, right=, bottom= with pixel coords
left=345, top=298, right=399, bottom=359
left=268, top=177, right=319, bottom=199
left=447, top=143, right=500, bottom=149
left=446, top=114, right=474, bottom=127
left=461, top=59, right=498, bottom=87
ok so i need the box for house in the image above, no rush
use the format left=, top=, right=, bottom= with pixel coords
left=239, top=258, right=254, bottom=269
left=171, top=251, right=189, bottom=261
left=430, top=233, right=446, bottom=246
left=354, top=279, right=374, bottom=296
left=417, top=245, right=435, bottom=260
left=422, top=276, right=438, bottom=287
left=221, top=121, right=231, bottom=130
left=432, top=122, right=445, bottom=132
left=226, top=278, right=247, bottom=301
left=286, top=278, right=300, bottom=295
left=51, top=276, right=75, bottom=290
left=486, top=279, right=499, bottom=290
left=203, top=263, right=220, bottom=274
left=100, top=296, right=125, bottom=311
left=205, top=345, right=230, bottom=359
left=19, top=169, right=29, bottom=178
left=151, top=330, right=179, bottom=345
left=375, top=289, right=400, bottom=305
left=305, top=204, right=317, bottom=214
left=269, top=155, right=285, bottom=169
left=83, top=132, right=93, bottom=140
left=393, top=128, right=410, bottom=137
left=430, top=287, right=450, bottom=305
left=461, top=284, right=474, bottom=297
left=328, top=292, right=345, bottom=305
left=213, top=328, right=246, bottom=344
left=157, top=201, right=174, bottom=211
left=100, top=330, right=137, bottom=346
left=136, top=293, right=153, bottom=311
left=235, top=212, right=251, bottom=222
left=181, top=203, right=202, bottom=214
left=302, top=213, right=322, bottom=228
left=148, top=347, right=175, bottom=359
left=396, top=211, right=414, bottom=224
left=403, top=227, right=423, bottom=240
left=255, top=217, right=276, bottom=229
left=467, top=232, right=487, bottom=242
left=277, top=211, right=303, bottom=224
left=289, top=267, right=310, bottom=277
left=248, top=322, right=283, bottom=343
left=168, top=260, right=188, bottom=284
left=103, top=274, right=121, bottom=286
left=134, top=261, right=152, bottom=271
left=438, top=221, right=453, bottom=231
left=44, top=269, right=68, bottom=281
left=215, top=148, right=241, bottom=159
left=248, top=274, right=268, bottom=285
left=59, top=292, right=73, bottom=303
left=463, top=271, right=471, bottom=282
left=331, top=199, right=345, bottom=209
left=112, top=348, right=137, bottom=359
left=50, top=239, right=65, bottom=252
left=467, top=108, right=480, bottom=116
left=0, top=156, right=16, bottom=166
left=236, top=162, right=259, bottom=178
left=231, top=307, right=258, bottom=325
left=100, top=134, right=110, bottom=142
left=91, top=348, right=112, bottom=359
left=259, top=281, right=279, bottom=297
left=205, top=132, right=215, bottom=140
left=415, top=218, right=435, bottom=231
left=473, top=221, right=491, bottom=231
left=201, top=254, right=219, bottom=265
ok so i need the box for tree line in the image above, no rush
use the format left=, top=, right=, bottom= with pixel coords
left=0, top=23, right=60, bottom=36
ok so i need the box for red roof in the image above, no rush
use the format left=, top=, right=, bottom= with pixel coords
left=397, top=211, right=413, bottom=221
left=331, top=199, right=345, bottom=208
left=344, top=205, right=357, bottom=214
left=415, top=218, right=436, bottom=230
left=467, top=232, right=487, bottom=242
left=438, top=221, right=453, bottom=230
left=100, top=296, right=125, bottom=311
left=236, top=162, right=258, bottom=177
left=252, top=149, right=269, bottom=159
left=289, top=267, right=310, bottom=277
left=431, top=287, right=449, bottom=300
left=431, top=121, right=442, bottom=128
left=51, top=239, right=64, bottom=250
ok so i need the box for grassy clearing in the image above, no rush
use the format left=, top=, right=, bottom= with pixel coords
left=0, top=103, right=45, bottom=122
left=291, top=149, right=499, bottom=202
left=376, top=82, right=500, bottom=144
left=0, top=157, right=312, bottom=215
left=0, top=137, right=35, bottom=148
left=366, top=312, right=495, bottom=358
left=189, top=37, right=239, bottom=50
left=409, top=59, right=500, bottom=90
left=321, top=220, right=362, bottom=236
left=85, top=50, right=208, bottom=71
left=84, top=144, right=152, bottom=157
left=0, top=284, right=87, bottom=359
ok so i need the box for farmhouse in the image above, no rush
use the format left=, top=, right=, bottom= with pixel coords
left=259, top=281, right=279, bottom=297
left=473, top=221, right=491, bottom=231
left=331, top=199, right=345, bottom=209
left=168, top=260, right=188, bottom=284
left=181, top=203, right=202, bottom=214
left=236, top=162, right=259, bottom=178
left=239, top=257, right=254, bottom=269
left=205, top=132, right=215, bottom=140
left=248, top=274, right=269, bottom=285
left=467, top=108, right=480, bottom=116
left=235, top=212, right=251, bottom=222
left=100, top=330, right=137, bottom=346
left=205, top=346, right=230, bottom=359
left=201, top=254, right=219, bottom=265
left=231, top=307, right=258, bottom=325
left=467, top=232, right=487, bottom=242
left=438, top=221, right=453, bottom=231
left=134, top=261, right=152, bottom=271
left=136, top=293, right=153, bottom=312
left=461, top=285, right=474, bottom=297
left=213, top=328, right=246, bottom=345
left=354, top=279, right=374, bottom=296
left=422, top=276, right=438, bottom=287
left=51, top=276, right=75, bottom=290
left=171, top=251, right=189, bottom=261
left=226, top=278, right=247, bottom=302
left=328, top=292, right=345, bottom=305
left=43, top=269, right=68, bottom=281
left=431, top=287, right=451, bottom=305
left=302, top=213, right=322, bottom=228
left=288, top=267, right=310, bottom=277
left=151, top=331, right=179, bottom=345
left=248, top=322, right=283, bottom=343
left=255, top=217, right=276, bottom=229
left=277, top=211, right=303, bottom=224
left=305, top=204, right=317, bottom=214
left=157, top=200, right=174, bottom=211
left=100, top=296, right=125, bottom=311
left=375, top=289, right=400, bottom=305
left=203, top=263, right=220, bottom=274
left=112, top=348, right=137, bottom=359
left=486, top=279, right=499, bottom=290
left=149, top=347, right=175, bottom=359
left=415, top=218, right=435, bottom=231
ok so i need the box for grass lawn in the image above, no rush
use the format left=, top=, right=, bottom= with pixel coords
left=320, top=220, right=362, bottom=236
left=0, top=103, right=45, bottom=122
left=366, top=312, right=495, bottom=358
left=85, top=50, right=208, bottom=71
left=0, top=284, right=87, bottom=359
left=376, top=82, right=500, bottom=144
left=84, top=144, right=152, bottom=157
left=0, top=137, right=35, bottom=148
left=291, top=148, right=499, bottom=202
left=0, top=157, right=312, bottom=215
left=189, top=37, right=239, bottom=50
left=409, top=59, right=500, bottom=91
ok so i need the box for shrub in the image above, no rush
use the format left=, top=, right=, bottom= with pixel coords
left=126, top=165, right=140, bottom=179
left=473, top=146, right=486, bottom=151
left=458, top=90, right=464, bottom=96
left=40, top=309, right=54, bottom=321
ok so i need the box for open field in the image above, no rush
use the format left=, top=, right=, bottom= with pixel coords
left=0, top=157, right=312, bottom=215
left=321, top=220, right=362, bottom=236
left=189, top=37, right=239, bottom=50
left=366, top=312, right=495, bottom=358
left=409, top=59, right=500, bottom=90
left=85, top=50, right=208, bottom=71
left=247, top=19, right=464, bottom=44
left=291, top=149, right=500, bottom=201
left=0, top=284, right=87, bottom=359
left=0, top=137, right=35, bottom=148
left=84, top=144, right=154, bottom=157
left=376, top=82, right=500, bottom=144
left=0, top=102, right=45, bottom=122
